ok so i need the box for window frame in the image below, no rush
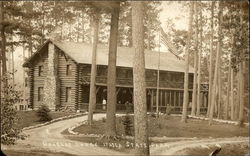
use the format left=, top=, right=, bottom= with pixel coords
left=38, top=87, right=44, bottom=101
left=38, top=65, right=43, bottom=76
left=66, top=64, right=72, bottom=76
left=65, top=87, right=72, bottom=102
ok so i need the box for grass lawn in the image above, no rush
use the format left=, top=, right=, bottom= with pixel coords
left=63, top=114, right=249, bottom=153
left=72, top=115, right=249, bottom=138
left=182, top=142, right=249, bottom=156
left=2, top=149, right=74, bottom=156
left=16, top=111, right=76, bottom=129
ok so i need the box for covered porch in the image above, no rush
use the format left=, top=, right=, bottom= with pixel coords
left=78, top=84, right=208, bottom=114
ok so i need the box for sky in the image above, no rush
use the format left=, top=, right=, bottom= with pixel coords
left=160, top=1, right=188, bottom=30
left=12, top=1, right=188, bottom=85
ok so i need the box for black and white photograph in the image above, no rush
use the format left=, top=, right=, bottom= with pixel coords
left=0, top=1, right=249, bottom=156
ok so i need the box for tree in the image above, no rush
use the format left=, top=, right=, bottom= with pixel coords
left=106, top=2, right=120, bottom=138
left=209, top=1, right=222, bottom=125
left=131, top=1, right=149, bottom=155
left=118, top=1, right=161, bottom=50
left=207, top=1, right=215, bottom=117
left=196, top=2, right=202, bottom=116
left=225, top=57, right=231, bottom=120
left=0, top=1, right=8, bottom=92
left=191, top=1, right=198, bottom=116
left=88, top=9, right=100, bottom=125
left=230, top=65, right=235, bottom=120
left=1, top=84, right=25, bottom=145
left=238, top=2, right=245, bottom=125
left=181, top=2, right=194, bottom=122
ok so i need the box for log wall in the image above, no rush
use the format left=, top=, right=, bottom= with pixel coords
left=57, top=47, right=78, bottom=111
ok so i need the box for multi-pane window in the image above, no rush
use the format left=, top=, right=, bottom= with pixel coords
left=38, top=87, right=44, bottom=101
left=66, top=64, right=72, bottom=76
left=38, top=65, right=43, bottom=76
left=117, top=68, right=132, bottom=79
left=97, top=66, right=107, bottom=76
left=66, top=87, right=71, bottom=102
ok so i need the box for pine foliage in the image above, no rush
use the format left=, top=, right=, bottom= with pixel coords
left=36, top=105, right=52, bottom=122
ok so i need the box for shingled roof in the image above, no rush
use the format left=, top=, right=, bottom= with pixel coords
left=23, top=40, right=194, bottom=73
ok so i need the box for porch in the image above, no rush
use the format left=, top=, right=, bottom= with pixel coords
left=78, top=84, right=208, bottom=114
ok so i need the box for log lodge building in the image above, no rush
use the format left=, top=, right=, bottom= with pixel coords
left=23, top=40, right=208, bottom=113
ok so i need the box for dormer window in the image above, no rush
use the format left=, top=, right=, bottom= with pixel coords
left=66, top=64, right=72, bottom=76
left=38, top=65, right=43, bottom=76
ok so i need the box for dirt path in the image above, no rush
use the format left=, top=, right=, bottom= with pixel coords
left=2, top=113, right=124, bottom=155
left=150, top=137, right=249, bottom=155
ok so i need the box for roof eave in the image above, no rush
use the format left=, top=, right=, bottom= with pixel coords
left=22, top=39, right=51, bottom=68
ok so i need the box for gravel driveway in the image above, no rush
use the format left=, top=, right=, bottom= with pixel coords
left=2, top=113, right=248, bottom=156
left=2, top=113, right=124, bottom=155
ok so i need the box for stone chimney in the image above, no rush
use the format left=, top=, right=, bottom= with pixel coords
left=43, top=43, right=60, bottom=110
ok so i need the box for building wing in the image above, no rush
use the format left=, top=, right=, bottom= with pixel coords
left=23, top=40, right=194, bottom=73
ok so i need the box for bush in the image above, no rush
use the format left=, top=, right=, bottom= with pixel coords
left=101, top=117, right=106, bottom=123
left=122, top=114, right=133, bottom=136
left=36, top=105, right=52, bottom=122
left=1, top=76, right=26, bottom=145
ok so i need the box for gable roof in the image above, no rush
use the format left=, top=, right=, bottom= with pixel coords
left=23, top=40, right=194, bottom=73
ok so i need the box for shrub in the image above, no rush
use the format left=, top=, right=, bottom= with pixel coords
left=122, top=114, right=133, bottom=136
left=238, top=118, right=245, bottom=127
left=36, top=105, right=52, bottom=122
left=102, top=117, right=106, bottom=123
left=1, top=76, right=26, bottom=145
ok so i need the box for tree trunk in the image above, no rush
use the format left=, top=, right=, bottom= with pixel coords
left=41, top=1, right=45, bottom=44
left=196, top=2, right=202, bottom=116
left=23, top=40, right=27, bottom=106
left=88, top=12, right=100, bottom=125
left=209, top=1, right=222, bottom=125
left=181, top=2, right=194, bottom=122
left=106, top=3, right=120, bottom=137
left=230, top=69, right=234, bottom=120
left=131, top=2, right=149, bottom=155
left=207, top=1, right=215, bottom=117
left=191, top=2, right=198, bottom=116
left=82, top=11, right=85, bottom=42
left=0, top=1, right=8, bottom=92
left=238, top=3, right=245, bottom=124
left=76, top=12, right=80, bottom=42
left=217, top=61, right=222, bottom=119
left=225, top=59, right=231, bottom=120
left=235, top=72, right=240, bottom=120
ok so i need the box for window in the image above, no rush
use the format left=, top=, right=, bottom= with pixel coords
left=20, top=105, right=24, bottom=110
left=97, top=66, right=107, bottom=76
left=38, top=87, right=44, bottom=101
left=66, top=87, right=71, bottom=102
left=117, top=68, right=132, bottom=79
left=38, top=65, right=43, bottom=76
left=25, top=77, right=28, bottom=87
left=66, top=64, right=72, bottom=76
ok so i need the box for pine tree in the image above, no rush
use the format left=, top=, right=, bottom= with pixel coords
left=132, top=1, right=149, bottom=155
left=181, top=2, right=194, bottom=122
left=88, top=8, right=100, bottom=125
left=191, top=1, right=198, bottom=116
left=106, top=2, right=120, bottom=138
left=207, top=1, right=215, bottom=117
left=209, top=1, right=223, bottom=125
